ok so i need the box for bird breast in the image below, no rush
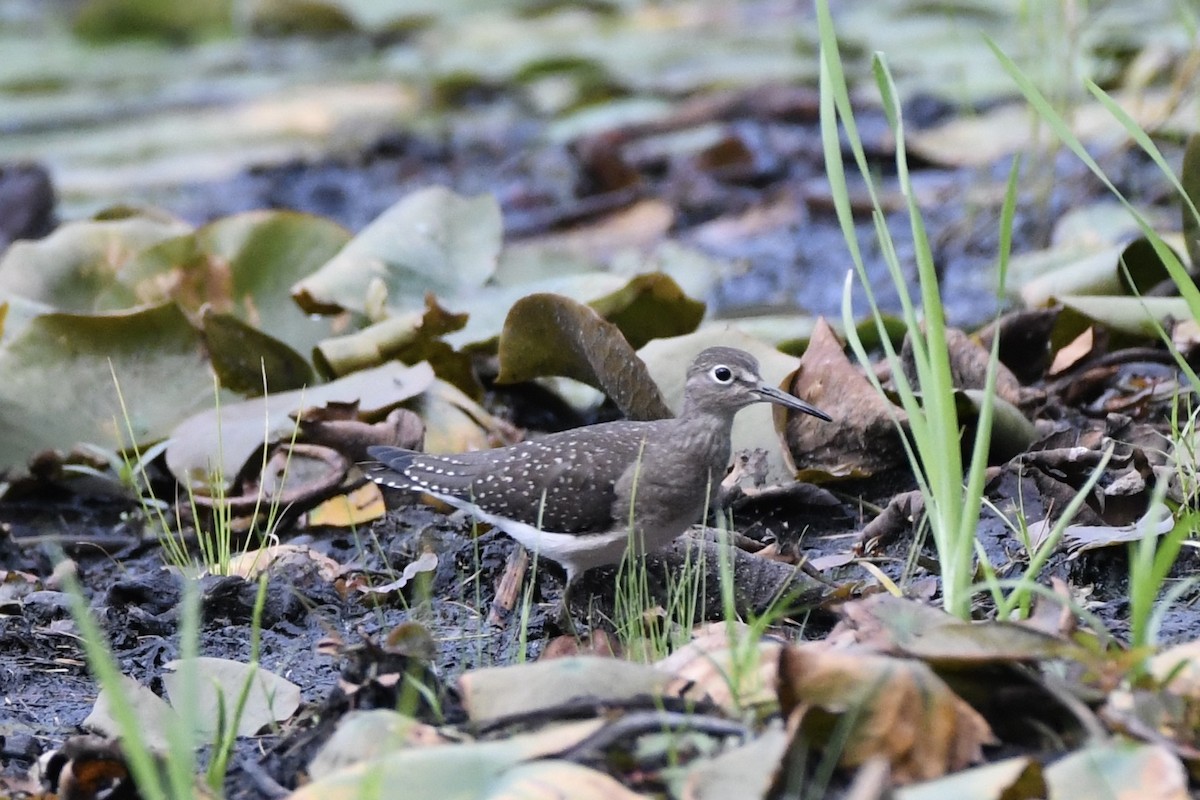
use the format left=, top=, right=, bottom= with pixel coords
left=611, top=415, right=732, bottom=538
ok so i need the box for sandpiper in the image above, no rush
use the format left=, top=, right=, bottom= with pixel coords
left=367, top=346, right=830, bottom=603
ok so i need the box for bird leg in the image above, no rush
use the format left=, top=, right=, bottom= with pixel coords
left=554, top=571, right=580, bottom=637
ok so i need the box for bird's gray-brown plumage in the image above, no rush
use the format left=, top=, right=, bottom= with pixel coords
left=366, top=346, right=831, bottom=585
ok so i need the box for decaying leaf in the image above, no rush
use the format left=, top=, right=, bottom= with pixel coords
left=657, top=621, right=782, bottom=712
left=457, top=656, right=675, bottom=726
left=900, top=327, right=1023, bottom=409
left=786, top=317, right=909, bottom=481
left=412, top=377, right=519, bottom=454
left=351, top=552, right=439, bottom=600
left=1028, top=502, right=1175, bottom=558
left=225, top=544, right=343, bottom=581
left=162, top=657, right=301, bottom=738
left=833, top=594, right=1076, bottom=665
left=775, top=643, right=995, bottom=784
left=307, top=481, right=388, bottom=527
left=313, top=295, right=476, bottom=397
left=165, top=361, right=434, bottom=490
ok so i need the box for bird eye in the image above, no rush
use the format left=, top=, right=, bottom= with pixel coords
left=710, top=365, right=734, bottom=384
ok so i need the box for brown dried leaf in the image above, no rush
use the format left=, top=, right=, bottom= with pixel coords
left=777, top=644, right=995, bottom=784
left=306, top=482, right=387, bottom=528
left=900, top=327, right=1023, bottom=408
left=785, top=317, right=909, bottom=480
left=833, top=594, right=1076, bottom=664
left=657, top=621, right=781, bottom=712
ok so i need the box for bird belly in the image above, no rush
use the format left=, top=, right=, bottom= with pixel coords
left=476, top=512, right=632, bottom=580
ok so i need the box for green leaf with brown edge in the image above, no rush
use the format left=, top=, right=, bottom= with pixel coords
left=201, top=309, right=314, bottom=396
left=496, top=292, right=672, bottom=420
left=0, top=213, right=192, bottom=314
left=1182, top=133, right=1200, bottom=270
left=0, top=303, right=213, bottom=472
left=291, top=187, right=502, bottom=316
left=1057, top=295, right=1192, bottom=340
left=588, top=272, right=705, bottom=350
left=131, top=210, right=354, bottom=359
left=199, top=210, right=353, bottom=348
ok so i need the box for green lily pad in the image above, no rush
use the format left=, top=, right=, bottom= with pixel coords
left=589, top=272, right=705, bottom=350
left=197, top=210, right=353, bottom=353
left=292, top=187, right=503, bottom=316
left=0, top=212, right=191, bottom=315
left=201, top=309, right=314, bottom=396
left=131, top=210, right=354, bottom=356
left=1056, top=295, right=1192, bottom=339
left=0, top=302, right=213, bottom=472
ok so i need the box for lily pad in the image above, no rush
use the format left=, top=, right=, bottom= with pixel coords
left=291, top=187, right=503, bottom=316
left=0, top=302, right=213, bottom=472
left=194, top=210, right=352, bottom=356
left=0, top=212, right=191, bottom=315
left=589, top=272, right=706, bottom=350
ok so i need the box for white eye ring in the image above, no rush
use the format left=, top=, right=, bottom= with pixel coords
left=710, top=365, right=734, bottom=384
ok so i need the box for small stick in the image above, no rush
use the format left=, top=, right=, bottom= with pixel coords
left=488, top=544, right=528, bottom=627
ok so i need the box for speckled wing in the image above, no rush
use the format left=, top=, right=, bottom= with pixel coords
left=366, top=422, right=654, bottom=534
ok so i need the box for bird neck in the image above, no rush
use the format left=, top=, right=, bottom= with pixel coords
left=669, top=407, right=736, bottom=465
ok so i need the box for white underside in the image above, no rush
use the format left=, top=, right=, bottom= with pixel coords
left=430, top=492, right=688, bottom=582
